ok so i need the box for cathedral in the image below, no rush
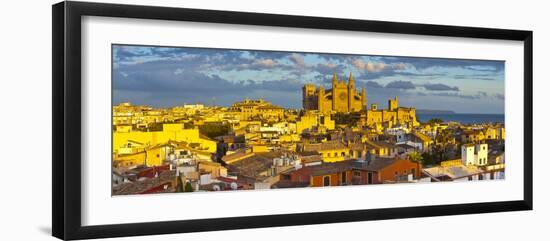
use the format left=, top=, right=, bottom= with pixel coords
left=302, top=72, right=419, bottom=129
left=302, top=73, right=366, bottom=113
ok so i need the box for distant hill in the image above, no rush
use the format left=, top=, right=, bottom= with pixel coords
left=416, top=109, right=456, bottom=115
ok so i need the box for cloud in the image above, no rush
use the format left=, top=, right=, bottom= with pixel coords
left=465, top=65, right=498, bottom=72
left=431, top=91, right=490, bottom=100
left=477, top=91, right=488, bottom=98
left=313, top=62, right=346, bottom=79
left=112, top=45, right=504, bottom=112
left=367, top=62, right=386, bottom=72
left=454, top=74, right=499, bottom=81
left=365, top=81, right=384, bottom=88
left=385, top=80, right=416, bottom=90
left=423, top=83, right=459, bottom=91
left=253, top=59, right=277, bottom=68
left=351, top=59, right=367, bottom=70
left=289, top=53, right=305, bottom=67
left=352, top=59, right=386, bottom=73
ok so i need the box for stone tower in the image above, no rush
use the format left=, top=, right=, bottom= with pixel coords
left=388, top=96, right=399, bottom=111
left=302, top=83, right=317, bottom=110
left=331, top=73, right=339, bottom=111
left=318, top=85, right=325, bottom=113
left=347, top=72, right=355, bottom=111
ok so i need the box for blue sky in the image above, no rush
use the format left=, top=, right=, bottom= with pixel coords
left=113, top=44, right=505, bottom=114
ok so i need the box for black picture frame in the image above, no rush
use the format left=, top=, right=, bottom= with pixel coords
left=52, top=1, right=533, bottom=240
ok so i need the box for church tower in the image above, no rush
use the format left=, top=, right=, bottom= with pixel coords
left=332, top=72, right=338, bottom=110
left=318, top=85, right=325, bottom=113
left=331, top=72, right=338, bottom=88
left=361, top=86, right=367, bottom=110
left=347, top=72, right=355, bottom=112
left=388, top=96, right=399, bottom=111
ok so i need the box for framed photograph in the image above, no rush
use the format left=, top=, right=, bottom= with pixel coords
left=52, top=1, right=533, bottom=240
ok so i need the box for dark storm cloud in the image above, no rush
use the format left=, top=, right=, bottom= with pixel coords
left=423, top=83, right=460, bottom=91
left=431, top=91, right=490, bottom=100
left=378, top=56, right=504, bottom=72
left=385, top=80, right=416, bottom=90
left=365, top=81, right=384, bottom=88
left=494, top=93, right=505, bottom=100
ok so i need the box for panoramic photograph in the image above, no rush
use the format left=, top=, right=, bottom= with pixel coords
left=111, top=44, right=506, bottom=195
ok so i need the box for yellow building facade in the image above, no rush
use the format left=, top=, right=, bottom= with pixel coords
left=296, top=111, right=335, bottom=134
left=365, top=96, right=419, bottom=130
left=114, top=143, right=172, bottom=167
left=229, top=99, right=284, bottom=121
left=113, top=123, right=217, bottom=156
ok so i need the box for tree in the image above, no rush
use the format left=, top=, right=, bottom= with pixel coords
left=435, top=128, right=456, bottom=162
left=199, top=122, right=230, bottom=139
left=184, top=181, right=194, bottom=192
left=436, top=128, right=453, bottom=144
left=427, top=118, right=443, bottom=125
left=409, top=151, right=424, bottom=164
left=176, top=177, right=184, bottom=193
left=432, top=144, right=447, bottom=164
left=332, top=113, right=359, bottom=127
left=421, top=152, right=435, bottom=167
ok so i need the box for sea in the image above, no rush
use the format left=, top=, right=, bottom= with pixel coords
left=417, top=113, right=504, bottom=125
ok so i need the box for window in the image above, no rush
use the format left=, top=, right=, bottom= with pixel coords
left=323, top=176, right=330, bottom=186
left=334, top=152, right=338, bottom=157
left=468, top=176, right=473, bottom=181
left=353, top=171, right=361, bottom=177
left=341, top=152, right=346, bottom=157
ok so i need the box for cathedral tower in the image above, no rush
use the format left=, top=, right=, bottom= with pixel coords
left=388, top=96, right=399, bottom=111
left=347, top=72, right=355, bottom=112
left=361, top=86, right=367, bottom=110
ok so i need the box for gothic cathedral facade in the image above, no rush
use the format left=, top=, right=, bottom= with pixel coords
left=302, top=73, right=366, bottom=113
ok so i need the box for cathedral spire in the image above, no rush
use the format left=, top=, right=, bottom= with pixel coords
left=348, top=72, right=354, bottom=87
left=332, top=72, right=338, bottom=87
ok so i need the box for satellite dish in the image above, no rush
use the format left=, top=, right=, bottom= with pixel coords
left=230, top=182, right=238, bottom=190
left=213, top=185, right=220, bottom=191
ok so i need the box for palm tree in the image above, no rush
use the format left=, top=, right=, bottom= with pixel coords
left=409, top=151, right=424, bottom=164
left=184, top=181, right=194, bottom=192
left=433, top=128, right=456, bottom=162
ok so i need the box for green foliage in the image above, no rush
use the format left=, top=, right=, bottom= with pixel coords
left=184, top=182, right=194, bottom=192
left=433, top=128, right=457, bottom=162
left=199, top=122, right=230, bottom=139
left=421, top=152, right=435, bottom=167
left=176, top=176, right=184, bottom=193
left=409, top=151, right=424, bottom=164
left=183, top=122, right=195, bottom=129
left=427, top=118, right=443, bottom=125
left=332, top=113, right=359, bottom=127
left=436, top=128, right=453, bottom=144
